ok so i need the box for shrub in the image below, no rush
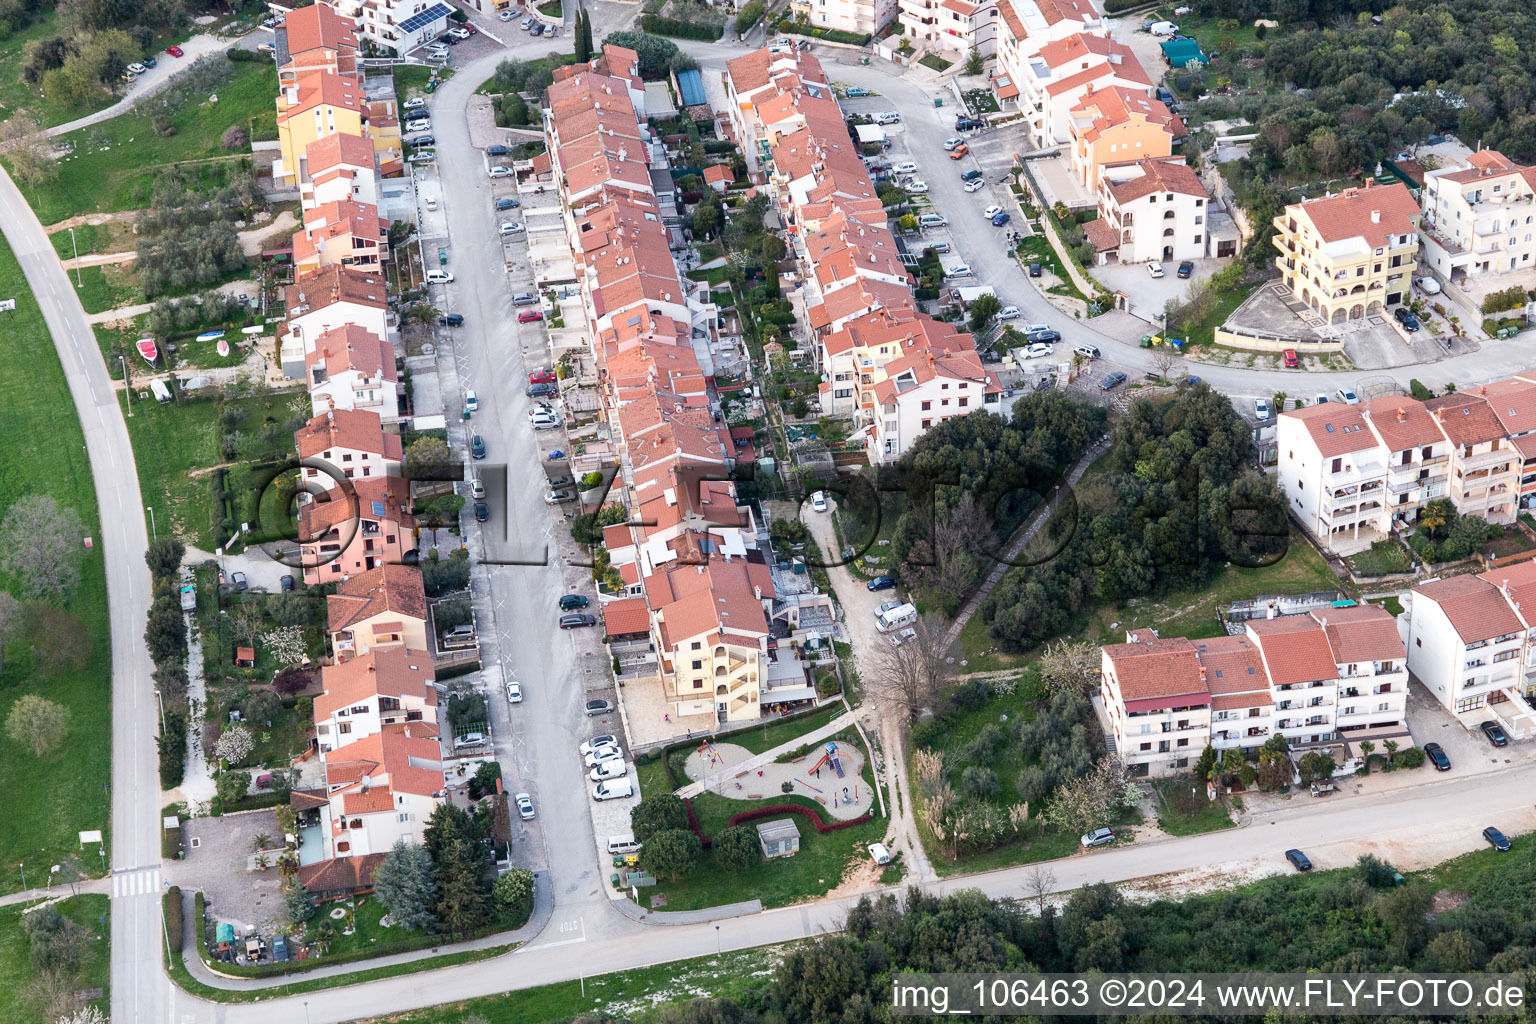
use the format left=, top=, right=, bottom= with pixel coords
left=950, top=678, right=992, bottom=712
left=1408, top=379, right=1434, bottom=401
left=221, top=125, right=247, bottom=151
left=1481, top=285, right=1528, bottom=315
left=715, top=825, right=760, bottom=870
left=961, top=766, right=1000, bottom=799
left=159, top=710, right=187, bottom=787
left=734, top=0, right=764, bottom=34
left=639, top=14, right=722, bottom=41
left=1393, top=746, right=1426, bottom=770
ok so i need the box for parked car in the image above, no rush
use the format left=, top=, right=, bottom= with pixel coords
left=1025, top=327, right=1060, bottom=343
left=526, top=381, right=556, bottom=397
left=586, top=699, right=615, bottom=716
left=991, top=212, right=1011, bottom=227
left=488, top=165, right=512, bottom=178
left=811, top=491, right=828, bottom=512
left=486, top=144, right=510, bottom=156
left=1481, top=720, right=1510, bottom=747
left=471, top=477, right=485, bottom=499
left=464, top=389, right=479, bottom=412
left=406, top=119, right=431, bottom=133
left=506, top=680, right=522, bottom=703
left=1081, top=827, right=1115, bottom=848
left=405, top=96, right=427, bottom=109
left=943, top=136, right=964, bottom=151
left=1484, top=826, right=1511, bottom=852
left=499, top=221, right=524, bottom=234
left=873, top=111, right=901, bottom=125
left=471, top=434, right=486, bottom=459
left=408, top=133, right=435, bottom=146
left=166, top=45, right=184, bottom=57
left=1029, top=262, right=1042, bottom=276
left=1400, top=312, right=1420, bottom=332
left=560, top=613, right=598, bottom=629
left=893, top=161, right=918, bottom=174
left=500, top=7, right=515, bottom=17
left=1099, top=371, right=1127, bottom=390
left=1424, top=742, right=1451, bottom=771
left=531, top=413, right=560, bottom=431
left=1336, top=387, right=1360, bottom=404
left=955, top=116, right=983, bottom=131
left=408, top=151, right=436, bottom=164
left=521, top=14, right=535, bottom=26
left=231, top=571, right=248, bottom=592
left=1177, top=260, right=1194, bottom=278
left=560, top=594, right=590, bottom=611
left=518, top=310, right=544, bottom=323
left=906, top=181, right=929, bottom=194
left=439, top=313, right=464, bottom=327
left=454, top=731, right=486, bottom=748
left=474, top=500, right=488, bottom=522
left=581, top=734, right=619, bottom=755
left=544, top=488, right=575, bottom=503
left=127, top=62, right=147, bottom=74
left=180, top=584, right=197, bottom=611
left=846, top=86, right=870, bottom=96
left=964, top=178, right=985, bottom=193
left=949, top=144, right=970, bottom=159
left=280, top=574, right=295, bottom=592
left=867, top=575, right=896, bottom=592
left=495, top=197, right=519, bottom=210
left=590, top=760, right=627, bottom=782
left=1075, top=344, right=1101, bottom=359
left=447, top=25, right=471, bottom=39
left=1147, top=262, right=1165, bottom=278
left=996, top=305, right=1020, bottom=321
left=1255, top=398, right=1271, bottom=419
left=982, top=205, right=1004, bottom=219
left=1025, top=342, right=1054, bottom=359
left=529, top=369, right=556, bottom=385
left=1283, top=348, right=1300, bottom=368
left=1285, top=848, right=1313, bottom=871
left=515, top=793, right=535, bottom=820
left=584, top=744, right=623, bottom=766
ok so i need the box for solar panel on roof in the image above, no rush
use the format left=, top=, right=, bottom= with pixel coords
left=400, top=2, right=451, bottom=34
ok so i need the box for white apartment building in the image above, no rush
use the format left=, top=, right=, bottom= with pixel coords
left=281, top=265, right=391, bottom=381
left=898, top=0, right=999, bottom=59
left=327, top=0, right=453, bottom=55
left=1358, top=395, right=1451, bottom=527
left=321, top=726, right=445, bottom=859
left=1094, top=157, right=1209, bottom=265
left=1099, top=634, right=1211, bottom=777
left=304, top=324, right=400, bottom=420
left=792, top=0, right=897, bottom=36
left=313, top=647, right=437, bottom=753
left=1009, top=32, right=1150, bottom=147
left=1277, top=402, right=1391, bottom=553
left=1200, top=634, right=1273, bottom=752
left=302, top=131, right=381, bottom=209
left=870, top=349, right=1001, bottom=462
left=1419, top=149, right=1536, bottom=287
left=1406, top=567, right=1536, bottom=723
left=993, top=0, right=1106, bottom=111
left=1424, top=392, right=1518, bottom=525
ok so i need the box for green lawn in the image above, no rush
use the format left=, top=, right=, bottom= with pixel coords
left=73, top=263, right=141, bottom=315
left=725, top=702, right=845, bottom=757
left=1347, top=538, right=1412, bottom=577
left=0, top=12, right=136, bottom=129
left=0, top=234, right=112, bottom=894
left=1149, top=776, right=1234, bottom=837
left=123, top=390, right=303, bottom=550
left=1188, top=279, right=1260, bottom=348
left=0, top=895, right=109, bottom=1024
left=8, top=59, right=278, bottom=224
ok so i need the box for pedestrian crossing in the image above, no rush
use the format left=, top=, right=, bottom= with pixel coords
left=111, top=866, right=160, bottom=899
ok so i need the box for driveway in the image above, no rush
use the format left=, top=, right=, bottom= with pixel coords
left=1095, top=258, right=1224, bottom=321
left=174, top=812, right=287, bottom=936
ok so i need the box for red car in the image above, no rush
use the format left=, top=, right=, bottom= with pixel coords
left=165, top=45, right=184, bottom=57
left=1282, top=348, right=1299, bottom=368
left=528, top=369, right=556, bottom=384
left=465, top=22, right=478, bottom=33
left=518, top=310, right=544, bottom=323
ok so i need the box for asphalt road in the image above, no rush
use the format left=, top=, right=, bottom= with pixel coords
left=0, top=168, right=164, bottom=1024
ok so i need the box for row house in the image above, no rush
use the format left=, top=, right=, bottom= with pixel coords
left=293, top=199, right=388, bottom=274
left=313, top=646, right=438, bottom=753
left=871, top=349, right=1002, bottom=461
left=1479, top=376, right=1536, bottom=512
left=274, top=70, right=368, bottom=187
left=1068, top=85, right=1183, bottom=191
left=295, top=406, right=403, bottom=483
left=1276, top=400, right=1392, bottom=551
left=281, top=265, right=391, bottom=380
left=1406, top=563, right=1536, bottom=722
left=298, top=475, right=415, bottom=584
left=1101, top=604, right=1408, bottom=777
left=326, top=564, right=430, bottom=659
left=1419, top=149, right=1536, bottom=288
left=723, top=46, right=829, bottom=173
left=320, top=726, right=445, bottom=860
left=1090, top=156, right=1210, bottom=265
left=304, top=323, right=400, bottom=420
left=1424, top=392, right=1517, bottom=525
left=992, top=0, right=1107, bottom=113
left=1271, top=181, right=1420, bottom=324
left=276, top=2, right=361, bottom=89
left=302, top=132, right=381, bottom=209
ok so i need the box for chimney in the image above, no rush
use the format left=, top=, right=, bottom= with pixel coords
left=1370, top=210, right=1381, bottom=223
left=1397, top=408, right=1406, bottom=422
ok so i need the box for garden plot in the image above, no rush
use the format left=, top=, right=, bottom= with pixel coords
left=682, top=740, right=874, bottom=820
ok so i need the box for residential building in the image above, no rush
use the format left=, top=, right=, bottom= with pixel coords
left=1200, top=634, right=1273, bottom=752
left=897, top=0, right=999, bottom=60
left=870, top=347, right=1001, bottom=461
left=645, top=557, right=775, bottom=723
left=1008, top=32, right=1150, bottom=147
left=1091, top=156, right=1209, bottom=265
left=1068, top=85, right=1183, bottom=191
left=792, top=0, right=897, bottom=36
left=326, top=563, right=430, bottom=658
left=1484, top=375, right=1536, bottom=511
left=301, top=132, right=381, bottom=209
left=1318, top=605, right=1410, bottom=738
left=1418, top=149, right=1536, bottom=288
left=1276, top=402, right=1391, bottom=552
left=1358, top=394, right=1450, bottom=526
left=276, top=2, right=361, bottom=88
left=1271, top=181, right=1421, bottom=323
left=298, top=475, right=415, bottom=584
left=327, top=0, right=453, bottom=55
left=303, top=323, right=400, bottom=420
left=274, top=71, right=368, bottom=186
left=313, top=646, right=437, bottom=752
left=992, top=0, right=1106, bottom=111
left=320, top=726, right=445, bottom=858
left=281, top=265, right=391, bottom=379
left=293, top=199, right=387, bottom=273
left=1424, top=392, right=1517, bottom=525
left=1099, top=634, right=1210, bottom=776
left=723, top=47, right=829, bottom=170
left=1405, top=567, right=1535, bottom=718
left=295, top=407, right=403, bottom=482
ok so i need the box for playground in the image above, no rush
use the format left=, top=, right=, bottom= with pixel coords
left=681, top=738, right=875, bottom=821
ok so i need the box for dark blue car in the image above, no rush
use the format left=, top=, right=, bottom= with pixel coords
left=526, top=381, right=557, bottom=398
left=991, top=212, right=1011, bottom=227
left=867, top=576, right=896, bottom=592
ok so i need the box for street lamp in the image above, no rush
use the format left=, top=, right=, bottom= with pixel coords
left=69, top=227, right=81, bottom=288
left=120, top=355, right=132, bottom=417
left=146, top=506, right=156, bottom=541
left=153, top=688, right=166, bottom=734
left=715, top=924, right=721, bottom=956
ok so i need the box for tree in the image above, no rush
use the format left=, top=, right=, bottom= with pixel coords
left=228, top=603, right=265, bottom=648
left=144, top=594, right=186, bottom=665
left=216, top=769, right=251, bottom=804
left=284, top=879, right=315, bottom=924
left=0, top=112, right=56, bottom=186
left=601, top=32, right=679, bottom=80
left=5, top=695, right=70, bottom=757
left=24, top=905, right=86, bottom=972
left=435, top=837, right=492, bottom=934
left=1024, top=865, right=1056, bottom=915
left=144, top=537, right=185, bottom=583
left=1359, top=739, right=1376, bottom=773
left=630, top=794, right=689, bottom=842
left=867, top=614, right=952, bottom=721
left=964, top=48, right=984, bottom=75
left=404, top=436, right=452, bottom=477
left=0, top=592, right=20, bottom=679
left=1042, top=756, right=1132, bottom=837
left=574, top=10, right=592, bottom=62
left=422, top=552, right=471, bottom=596
left=1296, top=750, right=1336, bottom=787
left=1193, top=744, right=1218, bottom=783
left=220, top=125, right=247, bottom=151
left=492, top=866, right=535, bottom=918
left=966, top=293, right=1001, bottom=331
left=901, top=494, right=991, bottom=610
left=215, top=722, right=253, bottom=766
left=374, top=840, right=438, bottom=931
left=692, top=197, right=723, bottom=239
left=0, top=495, right=85, bottom=604
left=639, top=829, right=701, bottom=882
left=581, top=12, right=595, bottom=64
left=714, top=826, right=760, bottom=872
left=1038, top=639, right=1098, bottom=697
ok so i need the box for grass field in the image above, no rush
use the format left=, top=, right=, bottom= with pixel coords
left=0, top=235, right=112, bottom=894
left=1149, top=776, right=1233, bottom=837
left=73, top=262, right=142, bottom=315
left=0, top=13, right=131, bottom=129
left=0, top=895, right=109, bottom=1023
left=8, top=59, right=278, bottom=224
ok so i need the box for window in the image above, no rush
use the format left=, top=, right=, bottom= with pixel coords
left=691, top=641, right=702, bottom=650
left=338, top=722, right=351, bottom=734
left=921, top=418, right=932, bottom=429
left=691, top=660, right=702, bottom=670
left=1331, top=457, right=1342, bottom=473
left=921, top=400, right=931, bottom=410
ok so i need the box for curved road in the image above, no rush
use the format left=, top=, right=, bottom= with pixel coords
left=8, top=17, right=1536, bottom=1024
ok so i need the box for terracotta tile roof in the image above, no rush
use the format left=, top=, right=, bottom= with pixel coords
left=1104, top=157, right=1205, bottom=203
left=603, top=597, right=651, bottom=636
left=1247, top=616, right=1338, bottom=684
left=283, top=3, right=357, bottom=56
left=1190, top=634, right=1269, bottom=695
left=1101, top=636, right=1205, bottom=701
left=305, top=323, right=395, bottom=383
left=1476, top=560, right=1536, bottom=629
left=297, top=852, right=385, bottom=894
left=305, top=130, right=376, bottom=178
left=298, top=475, right=412, bottom=542
left=644, top=558, right=769, bottom=652
left=327, top=564, right=427, bottom=633
left=703, top=164, right=734, bottom=184
left=1035, top=0, right=1099, bottom=26
left=1467, top=379, right=1536, bottom=438
left=1283, top=402, right=1380, bottom=458
left=290, top=788, right=329, bottom=811
left=1072, top=85, right=1182, bottom=141
left=1414, top=573, right=1523, bottom=644
left=316, top=646, right=435, bottom=723
left=1036, top=33, right=1150, bottom=85
left=278, top=71, right=365, bottom=123
left=295, top=408, right=402, bottom=460
left=1360, top=395, right=1441, bottom=452
left=997, top=0, right=1025, bottom=37
left=286, top=264, right=388, bottom=315
left=324, top=725, right=444, bottom=799
left=1289, top=182, right=1419, bottom=248
left=1084, top=217, right=1118, bottom=252
left=1424, top=393, right=1505, bottom=446
left=1438, top=150, right=1527, bottom=186
left=1309, top=604, right=1403, bottom=664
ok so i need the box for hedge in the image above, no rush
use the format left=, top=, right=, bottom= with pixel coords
left=726, top=803, right=873, bottom=833
left=640, top=13, right=723, bottom=40
left=682, top=797, right=713, bottom=849
left=783, top=24, right=869, bottom=45
left=1103, top=0, right=1150, bottom=10
left=159, top=710, right=187, bottom=788
left=165, top=888, right=184, bottom=952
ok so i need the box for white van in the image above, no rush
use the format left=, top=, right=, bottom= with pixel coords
left=1148, top=20, right=1178, bottom=35
left=590, top=760, right=627, bottom=782
left=918, top=213, right=947, bottom=228
left=426, top=270, right=453, bottom=284
left=875, top=602, right=918, bottom=633
left=592, top=778, right=634, bottom=801
left=607, top=833, right=643, bottom=855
